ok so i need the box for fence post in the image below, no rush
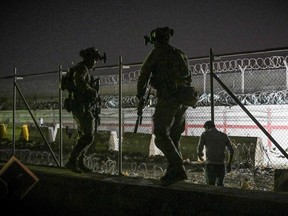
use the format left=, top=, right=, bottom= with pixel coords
left=58, top=65, right=63, bottom=167
left=209, top=48, right=214, bottom=122
left=118, top=56, right=123, bottom=175
left=12, top=67, right=17, bottom=156
left=284, top=60, right=288, bottom=90
left=201, top=68, right=207, bottom=94
left=239, top=65, right=247, bottom=94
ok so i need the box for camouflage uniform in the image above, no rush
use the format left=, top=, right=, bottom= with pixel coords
left=67, top=63, right=97, bottom=172
left=137, top=32, right=192, bottom=185
left=61, top=47, right=106, bottom=173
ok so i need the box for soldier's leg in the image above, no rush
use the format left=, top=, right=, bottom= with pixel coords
left=153, top=100, right=187, bottom=185
left=77, top=111, right=95, bottom=172
left=66, top=112, right=83, bottom=172
left=170, top=105, right=187, bottom=158
left=153, top=101, right=183, bottom=167
left=77, top=135, right=94, bottom=172
left=66, top=111, right=93, bottom=173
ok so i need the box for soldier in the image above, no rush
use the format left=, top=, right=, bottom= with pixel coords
left=136, top=27, right=192, bottom=186
left=197, top=121, right=234, bottom=186
left=64, top=47, right=105, bottom=173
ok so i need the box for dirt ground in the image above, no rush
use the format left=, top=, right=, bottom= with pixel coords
left=0, top=146, right=275, bottom=192
left=86, top=151, right=275, bottom=192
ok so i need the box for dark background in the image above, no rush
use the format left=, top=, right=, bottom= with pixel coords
left=1, top=0, right=288, bottom=77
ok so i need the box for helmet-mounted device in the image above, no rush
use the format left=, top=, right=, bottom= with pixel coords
left=144, top=27, right=174, bottom=45
left=80, top=47, right=106, bottom=63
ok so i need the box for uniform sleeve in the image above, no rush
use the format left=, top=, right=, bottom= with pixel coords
left=136, top=50, right=156, bottom=98
left=74, top=65, right=96, bottom=94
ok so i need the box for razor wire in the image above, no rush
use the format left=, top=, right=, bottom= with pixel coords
left=1, top=54, right=288, bottom=103
left=95, top=55, right=288, bottom=84
left=0, top=146, right=274, bottom=191
left=3, top=89, right=288, bottom=110
left=1, top=53, right=287, bottom=192
left=190, top=55, right=288, bottom=74
left=92, top=89, right=288, bottom=108
left=98, top=55, right=288, bottom=83
left=99, top=69, right=140, bottom=85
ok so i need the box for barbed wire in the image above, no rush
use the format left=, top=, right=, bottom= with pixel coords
left=99, top=89, right=288, bottom=108
left=190, top=55, right=288, bottom=74
left=2, top=90, right=288, bottom=110
left=97, top=55, right=288, bottom=84
left=0, top=55, right=287, bottom=96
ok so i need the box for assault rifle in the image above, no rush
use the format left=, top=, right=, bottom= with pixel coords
left=90, top=76, right=101, bottom=132
left=134, top=83, right=152, bottom=133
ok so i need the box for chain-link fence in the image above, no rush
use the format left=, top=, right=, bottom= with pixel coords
left=1, top=48, right=288, bottom=191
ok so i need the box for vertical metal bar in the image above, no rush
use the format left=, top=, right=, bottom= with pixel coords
left=118, top=56, right=123, bottom=175
left=12, top=67, right=17, bottom=156
left=15, top=82, right=60, bottom=166
left=284, top=60, right=288, bottom=90
left=241, top=69, right=245, bottom=94
left=59, top=65, right=63, bottom=167
left=209, top=48, right=214, bottom=122
left=239, top=65, right=246, bottom=94
left=201, top=68, right=207, bottom=94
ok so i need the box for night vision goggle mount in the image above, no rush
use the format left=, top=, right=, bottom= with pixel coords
left=144, top=27, right=174, bottom=45
left=80, top=47, right=107, bottom=63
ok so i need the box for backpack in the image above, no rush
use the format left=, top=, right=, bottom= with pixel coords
left=150, top=47, right=199, bottom=107
left=61, top=68, right=76, bottom=92
left=61, top=67, right=77, bottom=112
left=150, top=47, right=190, bottom=93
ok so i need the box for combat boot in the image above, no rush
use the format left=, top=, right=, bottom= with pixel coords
left=66, top=159, right=82, bottom=173
left=160, top=165, right=188, bottom=186
left=78, top=155, right=93, bottom=173
left=160, top=166, right=171, bottom=182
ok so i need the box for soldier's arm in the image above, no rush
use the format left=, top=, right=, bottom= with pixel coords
left=137, top=50, right=156, bottom=99
left=74, top=65, right=96, bottom=94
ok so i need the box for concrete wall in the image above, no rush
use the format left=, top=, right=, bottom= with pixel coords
left=1, top=164, right=288, bottom=216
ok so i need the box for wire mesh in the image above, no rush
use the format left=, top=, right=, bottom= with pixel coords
left=1, top=51, right=288, bottom=191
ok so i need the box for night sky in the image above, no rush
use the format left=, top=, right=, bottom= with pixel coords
left=1, top=0, right=288, bottom=77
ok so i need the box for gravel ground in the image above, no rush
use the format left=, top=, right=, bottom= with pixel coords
left=91, top=151, right=275, bottom=192
left=0, top=147, right=275, bottom=192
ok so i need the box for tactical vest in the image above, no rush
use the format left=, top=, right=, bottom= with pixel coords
left=150, top=46, right=191, bottom=97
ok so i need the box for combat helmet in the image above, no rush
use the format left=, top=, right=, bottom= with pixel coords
left=144, top=27, right=174, bottom=45
left=79, top=47, right=106, bottom=63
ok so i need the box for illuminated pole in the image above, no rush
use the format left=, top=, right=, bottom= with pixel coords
left=209, top=48, right=214, bottom=122
left=12, top=67, right=17, bottom=156
left=59, top=65, right=63, bottom=167
left=118, top=56, right=123, bottom=175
